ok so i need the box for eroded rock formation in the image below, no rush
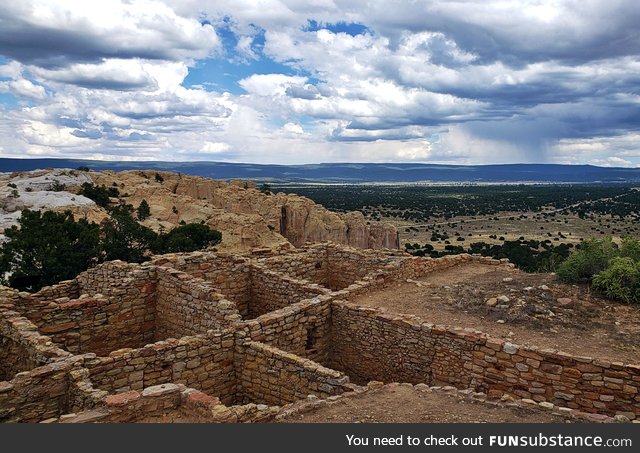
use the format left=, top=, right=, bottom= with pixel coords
left=0, top=168, right=399, bottom=252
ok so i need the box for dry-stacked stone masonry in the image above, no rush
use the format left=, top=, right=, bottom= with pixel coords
left=0, top=242, right=638, bottom=422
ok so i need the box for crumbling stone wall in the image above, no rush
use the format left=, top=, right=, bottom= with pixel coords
left=260, top=243, right=406, bottom=291
left=247, top=267, right=329, bottom=318
left=0, top=308, right=70, bottom=381
left=9, top=280, right=79, bottom=321
left=241, top=296, right=333, bottom=364
left=259, top=246, right=328, bottom=284
left=330, top=301, right=640, bottom=417
left=10, top=263, right=157, bottom=355
left=0, top=312, right=43, bottom=381
left=155, top=267, right=241, bottom=339
left=53, top=383, right=279, bottom=423
left=0, top=360, right=74, bottom=422
left=27, top=280, right=80, bottom=302
left=0, top=351, right=121, bottom=423
left=0, top=336, right=32, bottom=382
left=1, top=243, right=638, bottom=422
left=152, top=253, right=252, bottom=315
left=85, top=330, right=237, bottom=405
left=236, top=341, right=349, bottom=406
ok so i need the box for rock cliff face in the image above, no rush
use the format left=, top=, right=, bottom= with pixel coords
left=1, top=168, right=398, bottom=252
left=0, top=169, right=108, bottom=234
left=94, top=170, right=399, bottom=251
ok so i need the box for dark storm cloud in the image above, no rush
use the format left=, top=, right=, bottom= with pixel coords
left=0, top=2, right=218, bottom=69
left=71, top=128, right=103, bottom=139
left=285, top=84, right=320, bottom=100
left=127, top=132, right=154, bottom=141
left=355, top=0, right=640, bottom=66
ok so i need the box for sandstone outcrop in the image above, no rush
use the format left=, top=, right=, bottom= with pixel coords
left=1, top=168, right=399, bottom=252
left=89, top=170, right=398, bottom=251
left=0, top=169, right=108, bottom=236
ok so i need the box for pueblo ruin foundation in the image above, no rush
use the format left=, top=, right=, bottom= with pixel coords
left=1, top=242, right=638, bottom=423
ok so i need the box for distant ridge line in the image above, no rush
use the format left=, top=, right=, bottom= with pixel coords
left=1, top=158, right=639, bottom=183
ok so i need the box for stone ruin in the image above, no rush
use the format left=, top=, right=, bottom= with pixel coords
left=0, top=242, right=638, bottom=423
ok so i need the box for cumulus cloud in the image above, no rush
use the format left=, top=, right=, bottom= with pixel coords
left=0, top=0, right=638, bottom=165
left=239, top=74, right=309, bottom=97
left=589, top=157, right=634, bottom=167
left=0, top=0, right=220, bottom=67
left=0, top=77, right=47, bottom=100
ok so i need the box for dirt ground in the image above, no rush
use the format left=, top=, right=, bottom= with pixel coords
left=280, top=384, right=566, bottom=423
left=350, top=263, right=640, bottom=364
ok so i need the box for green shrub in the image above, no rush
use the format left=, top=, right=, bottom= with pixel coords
left=154, top=223, right=221, bottom=253
left=79, top=183, right=119, bottom=208
left=557, top=237, right=618, bottom=282
left=101, top=205, right=157, bottom=263
left=592, top=257, right=640, bottom=304
left=620, top=237, right=640, bottom=262
left=136, top=199, right=151, bottom=220
left=0, top=210, right=100, bottom=291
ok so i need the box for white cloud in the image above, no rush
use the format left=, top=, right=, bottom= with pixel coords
left=31, top=59, right=159, bottom=91
left=589, top=157, right=633, bottom=167
left=200, top=141, right=231, bottom=153
left=235, top=36, right=259, bottom=61
left=0, top=0, right=638, bottom=166
left=0, top=0, right=221, bottom=65
left=0, top=61, right=22, bottom=78
left=239, top=74, right=308, bottom=97
left=282, top=122, right=305, bottom=135
left=0, top=78, right=47, bottom=100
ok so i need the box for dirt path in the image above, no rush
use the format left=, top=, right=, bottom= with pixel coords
left=351, top=263, right=640, bottom=364
left=280, top=384, right=566, bottom=423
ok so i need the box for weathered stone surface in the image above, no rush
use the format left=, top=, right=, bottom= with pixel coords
left=0, top=243, right=638, bottom=424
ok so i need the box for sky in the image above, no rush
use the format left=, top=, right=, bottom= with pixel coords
left=0, top=0, right=639, bottom=166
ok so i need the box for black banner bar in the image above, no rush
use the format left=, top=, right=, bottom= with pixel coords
left=1, top=423, right=638, bottom=453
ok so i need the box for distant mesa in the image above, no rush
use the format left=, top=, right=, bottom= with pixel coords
left=2, top=158, right=640, bottom=183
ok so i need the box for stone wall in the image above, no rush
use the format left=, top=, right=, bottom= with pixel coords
left=247, top=267, right=329, bottom=318
left=258, top=243, right=406, bottom=291
left=1, top=243, right=637, bottom=422
left=330, top=301, right=640, bottom=417
left=259, top=246, right=328, bottom=284
left=0, top=308, right=70, bottom=381
left=329, top=302, right=434, bottom=385
left=0, top=360, right=73, bottom=422
left=152, top=253, right=252, bottom=315
left=0, top=336, right=32, bottom=382
left=10, top=263, right=157, bottom=356
left=332, top=254, right=509, bottom=301
left=151, top=250, right=329, bottom=320
left=85, top=330, right=237, bottom=405
left=155, top=267, right=241, bottom=339
left=24, top=280, right=80, bottom=303
left=236, top=341, right=350, bottom=406
left=54, top=383, right=279, bottom=423
left=324, top=244, right=405, bottom=290
left=241, top=296, right=333, bottom=364
left=76, top=261, right=156, bottom=297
